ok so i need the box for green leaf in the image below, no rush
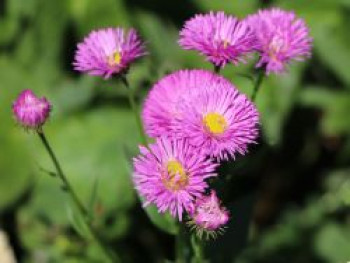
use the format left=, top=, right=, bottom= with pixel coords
left=143, top=204, right=178, bottom=235
left=67, top=201, right=92, bottom=240
left=256, top=65, right=304, bottom=145
left=193, top=0, right=259, bottom=17
left=0, top=16, right=20, bottom=45
left=70, top=0, right=130, bottom=36
left=314, top=223, right=350, bottom=262
left=313, top=24, right=350, bottom=87
left=136, top=12, right=183, bottom=70
left=0, top=59, right=34, bottom=211
left=88, top=173, right=100, bottom=220
left=299, top=87, right=350, bottom=135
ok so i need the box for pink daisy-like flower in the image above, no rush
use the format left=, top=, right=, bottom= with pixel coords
left=12, top=89, right=51, bottom=130
left=73, top=27, right=146, bottom=78
left=188, top=190, right=229, bottom=239
left=176, top=75, right=259, bottom=160
left=133, top=138, right=218, bottom=220
left=247, top=8, right=312, bottom=74
left=142, top=69, right=232, bottom=139
left=179, top=12, right=257, bottom=68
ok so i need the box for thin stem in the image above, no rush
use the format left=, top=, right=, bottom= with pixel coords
left=251, top=70, right=265, bottom=102
left=191, top=234, right=204, bottom=263
left=214, top=64, right=221, bottom=74
left=38, top=131, right=87, bottom=217
left=176, top=230, right=185, bottom=263
left=37, top=130, right=119, bottom=263
left=121, top=75, right=148, bottom=145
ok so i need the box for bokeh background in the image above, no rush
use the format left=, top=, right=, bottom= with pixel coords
left=1, top=0, right=349, bottom=262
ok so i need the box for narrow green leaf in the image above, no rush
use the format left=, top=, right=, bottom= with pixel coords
left=88, top=173, right=100, bottom=220
left=143, top=204, right=178, bottom=235
left=67, top=201, right=92, bottom=240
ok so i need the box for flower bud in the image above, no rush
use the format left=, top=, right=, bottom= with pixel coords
left=12, top=89, right=51, bottom=130
left=188, top=191, right=229, bottom=239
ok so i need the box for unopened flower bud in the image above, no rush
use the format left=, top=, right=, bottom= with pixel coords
left=12, top=89, right=51, bottom=130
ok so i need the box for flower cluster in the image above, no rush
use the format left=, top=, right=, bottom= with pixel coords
left=135, top=7, right=311, bottom=237
left=142, top=70, right=259, bottom=161
left=179, top=8, right=312, bottom=74
left=136, top=69, right=259, bottom=236
left=12, top=6, right=311, bottom=240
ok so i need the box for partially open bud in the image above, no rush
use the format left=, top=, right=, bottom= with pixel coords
left=188, top=190, right=229, bottom=239
left=12, top=89, right=51, bottom=130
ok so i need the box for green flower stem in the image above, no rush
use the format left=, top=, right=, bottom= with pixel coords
left=37, top=130, right=119, bottom=263
left=175, top=229, right=185, bottom=263
left=214, top=64, right=221, bottom=74
left=37, top=131, right=87, bottom=216
left=121, top=75, right=148, bottom=145
left=191, top=234, right=204, bottom=263
left=251, top=69, right=265, bottom=102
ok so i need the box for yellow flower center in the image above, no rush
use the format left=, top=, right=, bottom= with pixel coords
left=107, top=51, right=122, bottom=66
left=268, top=35, right=286, bottom=60
left=203, top=112, right=227, bottom=135
left=162, top=160, right=188, bottom=191
left=223, top=40, right=229, bottom=49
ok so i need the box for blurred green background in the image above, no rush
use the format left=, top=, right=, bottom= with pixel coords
left=0, top=0, right=349, bottom=262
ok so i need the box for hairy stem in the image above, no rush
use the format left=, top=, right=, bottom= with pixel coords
left=251, top=70, right=265, bottom=102
left=121, top=75, right=148, bottom=145
left=191, top=234, right=204, bottom=263
left=214, top=64, right=221, bottom=74
left=176, top=229, right=185, bottom=263
left=37, top=130, right=119, bottom=263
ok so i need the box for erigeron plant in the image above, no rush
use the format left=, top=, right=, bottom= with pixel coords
left=13, top=7, right=312, bottom=263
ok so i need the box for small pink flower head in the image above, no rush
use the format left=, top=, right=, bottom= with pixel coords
left=188, top=191, right=229, bottom=239
left=73, top=27, right=146, bottom=79
left=12, top=89, right=51, bottom=130
left=176, top=76, right=259, bottom=161
left=247, top=8, right=312, bottom=74
left=179, top=11, right=257, bottom=68
left=142, top=69, right=231, bottom=139
left=133, top=138, right=218, bottom=220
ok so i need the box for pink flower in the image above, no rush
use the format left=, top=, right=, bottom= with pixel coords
left=188, top=191, right=229, bottom=239
left=179, top=12, right=257, bottom=68
left=175, top=73, right=259, bottom=160
left=73, top=27, right=146, bottom=79
left=247, top=8, right=312, bottom=74
left=12, top=89, right=51, bottom=130
left=142, top=69, right=232, bottom=139
left=133, top=138, right=218, bottom=220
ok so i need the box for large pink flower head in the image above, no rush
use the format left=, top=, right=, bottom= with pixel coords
left=12, top=89, right=51, bottom=130
left=179, top=12, right=257, bottom=68
left=142, top=69, right=230, bottom=138
left=176, top=76, right=259, bottom=160
left=73, top=27, right=146, bottom=78
left=188, top=190, right=229, bottom=239
left=247, top=8, right=312, bottom=74
left=133, top=138, right=218, bottom=220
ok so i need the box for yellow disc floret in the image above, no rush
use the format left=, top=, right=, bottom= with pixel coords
left=163, top=160, right=188, bottom=191
left=223, top=40, right=230, bottom=49
left=203, top=112, right=227, bottom=135
left=107, top=51, right=122, bottom=66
